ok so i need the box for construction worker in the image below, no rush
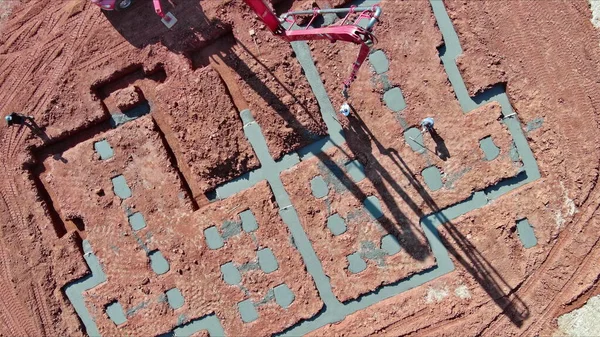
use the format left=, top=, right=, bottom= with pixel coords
left=5, top=112, right=33, bottom=126
left=420, top=117, right=435, bottom=133
left=339, top=103, right=351, bottom=117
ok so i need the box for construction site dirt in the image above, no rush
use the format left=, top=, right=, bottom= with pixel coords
left=0, top=0, right=599, bottom=336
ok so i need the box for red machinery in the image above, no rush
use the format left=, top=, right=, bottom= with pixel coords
left=93, top=0, right=381, bottom=99
left=243, top=0, right=381, bottom=99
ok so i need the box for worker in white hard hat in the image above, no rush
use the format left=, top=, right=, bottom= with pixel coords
left=420, top=117, right=435, bottom=133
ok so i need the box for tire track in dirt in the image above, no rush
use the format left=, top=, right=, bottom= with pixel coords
left=480, top=185, right=600, bottom=336
left=0, top=191, right=43, bottom=336
left=31, top=280, right=55, bottom=336
left=75, top=40, right=131, bottom=71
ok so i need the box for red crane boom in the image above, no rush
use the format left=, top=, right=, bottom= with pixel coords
left=243, top=0, right=381, bottom=99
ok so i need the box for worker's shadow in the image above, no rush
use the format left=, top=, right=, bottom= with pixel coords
left=429, top=129, right=450, bottom=161
left=103, top=0, right=227, bottom=53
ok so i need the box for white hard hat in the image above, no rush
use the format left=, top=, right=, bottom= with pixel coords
left=5, top=115, right=11, bottom=121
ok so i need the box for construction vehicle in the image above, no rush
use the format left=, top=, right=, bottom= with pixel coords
left=92, top=0, right=381, bottom=101
left=91, top=0, right=177, bottom=28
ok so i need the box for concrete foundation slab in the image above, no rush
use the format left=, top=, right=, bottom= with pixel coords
left=381, top=234, right=402, bottom=255
left=257, top=248, right=278, bottom=274
left=94, top=140, right=114, bottom=160
left=111, top=175, right=132, bottom=199
left=274, top=284, right=295, bottom=308
left=220, top=262, right=242, bottom=285
left=369, top=50, right=390, bottom=74
left=479, top=136, right=500, bottom=161
left=204, top=226, right=224, bottom=250
left=383, top=87, right=407, bottom=112
left=363, top=196, right=384, bottom=219
left=422, top=166, right=443, bottom=191
left=327, top=213, right=347, bottom=236
left=310, top=175, right=329, bottom=199
left=239, top=209, right=258, bottom=233
left=105, top=301, right=127, bottom=325
left=128, top=212, right=147, bottom=231
left=344, top=160, right=366, bottom=183
left=166, top=288, right=185, bottom=310
left=347, top=252, right=367, bottom=274
left=516, top=218, right=537, bottom=248
left=149, top=250, right=170, bottom=275
left=237, top=299, right=258, bottom=323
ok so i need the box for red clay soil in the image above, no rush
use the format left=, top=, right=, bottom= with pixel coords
left=39, top=116, right=321, bottom=336
left=281, top=144, right=437, bottom=303
left=307, top=0, right=600, bottom=336
left=0, top=0, right=599, bottom=336
left=153, top=65, right=260, bottom=202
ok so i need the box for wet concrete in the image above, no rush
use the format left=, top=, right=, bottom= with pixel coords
left=94, top=140, right=114, bottom=160
left=239, top=209, right=259, bottom=233
left=149, top=250, right=170, bottom=275
left=111, top=175, right=132, bottom=199
left=274, top=284, right=295, bottom=308
left=238, top=299, right=259, bottom=323
left=359, top=241, right=387, bottom=266
left=327, top=213, right=347, bottom=236
left=383, top=87, right=407, bottom=112
left=170, top=315, right=225, bottom=337
left=105, top=301, right=127, bottom=325
left=479, top=136, right=500, bottom=161
left=221, top=262, right=242, bottom=285
left=422, top=166, right=443, bottom=191
left=369, top=50, right=389, bottom=74
left=363, top=196, right=384, bottom=219
left=516, top=218, right=537, bottom=248
left=310, top=175, right=329, bottom=199
left=347, top=252, right=367, bottom=274
left=64, top=240, right=106, bottom=337
left=526, top=117, right=544, bottom=132
left=204, top=226, right=224, bottom=250
left=221, top=220, right=242, bottom=241
left=404, top=128, right=425, bottom=153
left=257, top=248, right=278, bottom=274
left=380, top=234, right=402, bottom=256
left=166, top=288, right=185, bottom=310
left=109, top=101, right=151, bottom=128
left=128, top=212, right=147, bottom=231
left=344, top=160, right=366, bottom=183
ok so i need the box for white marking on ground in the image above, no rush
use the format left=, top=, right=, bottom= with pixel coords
left=556, top=294, right=600, bottom=336
left=554, top=181, right=577, bottom=228
left=425, top=285, right=449, bottom=303
left=589, top=0, right=600, bottom=28
left=454, top=285, right=471, bottom=300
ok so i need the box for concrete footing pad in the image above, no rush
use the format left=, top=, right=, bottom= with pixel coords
left=166, top=288, right=185, bottom=309
left=149, top=250, right=170, bottom=275
left=274, top=284, right=295, bottom=308
left=516, top=218, right=537, bottom=248
left=327, top=213, right=347, bottom=236
left=105, top=301, right=127, bottom=325
left=220, top=262, right=242, bottom=285
left=257, top=248, right=278, bottom=274
left=237, top=299, right=258, bottom=323
left=111, top=175, right=132, bottom=199
left=347, top=252, right=367, bottom=274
